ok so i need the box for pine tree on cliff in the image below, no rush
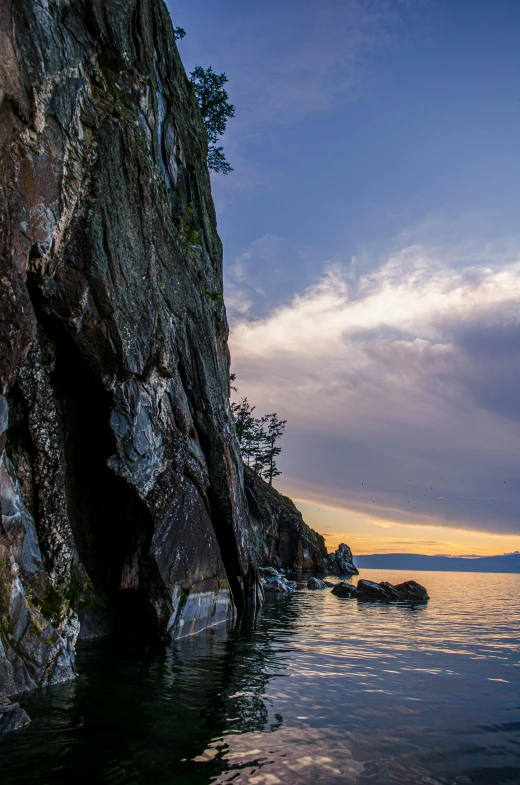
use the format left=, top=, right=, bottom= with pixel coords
left=231, top=390, right=286, bottom=484
left=231, top=398, right=258, bottom=467
left=261, top=413, right=286, bottom=485
left=190, top=66, right=235, bottom=174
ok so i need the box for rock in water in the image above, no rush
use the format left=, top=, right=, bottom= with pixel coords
left=394, top=580, right=430, bottom=602
left=0, top=703, right=31, bottom=734
left=0, top=0, right=260, bottom=723
left=331, top=581, right=358, bottom=597
left=324, top=543, right=359, bottom=576
left=258, top=566, right=283, bottom=579
left=331, top=579, right=430, bottom=603
left=356, top=580, right=389, bottom=600
left=264, top=575, right=296, bottom=593
left=307, top=577, right=328, bottom=590
left=379, top=581, right=400, bottom=600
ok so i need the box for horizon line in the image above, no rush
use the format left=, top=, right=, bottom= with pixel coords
left=351, top=551, right=520, bottom=559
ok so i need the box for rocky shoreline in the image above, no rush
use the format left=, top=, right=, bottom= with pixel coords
left=259, top=561, right=430, bottom=604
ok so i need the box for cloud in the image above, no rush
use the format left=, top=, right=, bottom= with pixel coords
left=225, top=234, right=320, bottom=319
left=229, top=235, right=520, bottom=535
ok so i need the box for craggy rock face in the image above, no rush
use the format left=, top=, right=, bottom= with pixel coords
left=324, top=543, right=359, bottom=576
left=0, top=0, right=258, bottom=705
left=244, top=469, right=329, bottom=572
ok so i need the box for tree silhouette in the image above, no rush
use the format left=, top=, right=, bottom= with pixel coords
left=231, top=387, right=286, bottom=484
left=260, top=413, right=286, bottom=485
left=190, top=66, right=235, bottom=174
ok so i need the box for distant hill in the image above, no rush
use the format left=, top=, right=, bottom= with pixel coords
left=354, top=553, right=520, bottom=573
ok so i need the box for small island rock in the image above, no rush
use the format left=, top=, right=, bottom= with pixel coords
left=324, top=543, right=359, bottom=576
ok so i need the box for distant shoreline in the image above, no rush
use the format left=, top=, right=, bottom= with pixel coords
left=353, top=552, right=520, bottom=574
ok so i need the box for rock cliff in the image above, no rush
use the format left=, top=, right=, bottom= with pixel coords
left=244, top=469, right=329, bottom=571
left=0, top=0, right=260, bottom=707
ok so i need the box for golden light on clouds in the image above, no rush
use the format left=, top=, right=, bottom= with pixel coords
left=229, top=239, right=520, bottom=554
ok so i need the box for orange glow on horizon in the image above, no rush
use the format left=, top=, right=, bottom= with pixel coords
left=285, top=495, right=520, bottom=558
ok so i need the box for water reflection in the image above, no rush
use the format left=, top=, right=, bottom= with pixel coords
left=1, top=570, right=519, bottom=784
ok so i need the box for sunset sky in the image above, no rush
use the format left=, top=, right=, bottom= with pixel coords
left=169, top=0, right=520, bottom=556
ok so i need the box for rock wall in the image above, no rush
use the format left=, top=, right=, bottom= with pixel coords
left=244, top=469, right=328, bottom=571
left=0, top=0, right=259, bottom=705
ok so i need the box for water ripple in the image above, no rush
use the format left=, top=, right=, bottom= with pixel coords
left=0, top=570, right=519, bottom=784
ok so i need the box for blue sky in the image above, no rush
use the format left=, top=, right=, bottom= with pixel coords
left=167, top=0, right=520, bottom=555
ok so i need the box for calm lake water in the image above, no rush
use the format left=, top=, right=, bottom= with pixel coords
left=1, top=569, right=520, bottom=784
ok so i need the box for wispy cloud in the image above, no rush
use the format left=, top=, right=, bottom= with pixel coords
left=229, top=232, right=520, bottom=536
left=225, top=234, right=320, bottom=319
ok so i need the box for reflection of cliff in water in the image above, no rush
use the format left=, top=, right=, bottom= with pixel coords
left=0, top=595, right=301, bottom=784
left=178, top=594, right=302, bottom=743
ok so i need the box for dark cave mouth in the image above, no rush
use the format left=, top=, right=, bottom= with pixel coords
left=50, top=323, right=160, bottom=639
left=12, top=295, right=162, bottom=640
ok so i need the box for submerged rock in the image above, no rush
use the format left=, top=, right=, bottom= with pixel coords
left=307, top=577, right=328, bottom=590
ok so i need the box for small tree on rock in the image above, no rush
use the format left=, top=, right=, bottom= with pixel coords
left=230, top=381, right=287, bottom=485
left=190, top=65, right=234, bottom=174
left=260, top=413, right=286, bottom=485
left=231, top=397, right=257, bottom=467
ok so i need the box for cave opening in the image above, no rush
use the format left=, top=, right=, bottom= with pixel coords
left=48, top=321, right=158, bottom=640
left=20, top=299, right=159, bottom=640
